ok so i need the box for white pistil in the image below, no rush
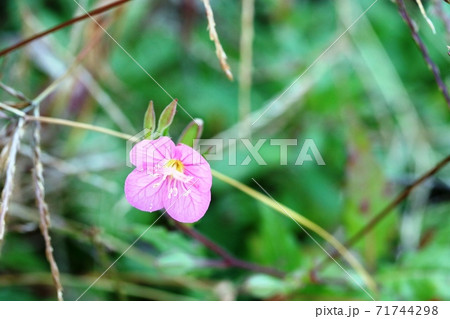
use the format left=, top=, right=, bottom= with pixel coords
left=168, top=187, right=178, bottom=199
left=183, top=189, right=191, bottom=197
left=150, top=159, right=193, bottom=197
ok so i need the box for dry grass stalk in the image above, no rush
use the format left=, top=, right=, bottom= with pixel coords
left=431, top=0, right=450, bottom=39
left=0, top=81, right=30, bottom=102
left=0, top=118, right=25, bottom=242
left=201, top=0, right=234, bottom=80
left=238, top=0, right=255, bottom=137
left=31, top=106, right=64, bottom=301
left=0, top=141, right=11, bottom=175
left=415, top=0, right=436, bottom=34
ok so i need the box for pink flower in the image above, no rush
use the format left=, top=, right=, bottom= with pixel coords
left=125, top=137, right=212, bottom=223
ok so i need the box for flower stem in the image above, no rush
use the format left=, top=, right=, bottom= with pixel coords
left=173, top=221, right=285, bottom=278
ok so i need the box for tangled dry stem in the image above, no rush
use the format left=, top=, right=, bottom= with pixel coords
left=31, top=106, right=64, bottom=301
left=201, top=0, right=234, bottom=81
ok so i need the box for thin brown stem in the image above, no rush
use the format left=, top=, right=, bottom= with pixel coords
left=316, top=155, right=450, bottom=271
left=345, top=155, right=450, bottom=248
left=0, top=0, right=131, bottom=58
left=32, top=5, right=118, bottom=105
left=395, top=0, right=450, bottom=108
left=173, top=221, right=285, bottom=278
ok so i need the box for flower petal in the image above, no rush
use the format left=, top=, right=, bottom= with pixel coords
left=174, top=143, right=212, bottom=192
left=124, top=168, right=167, bottom=212
left=130, top=136, right=174, bottom=172
left=163, top=180, right=211, bottom=223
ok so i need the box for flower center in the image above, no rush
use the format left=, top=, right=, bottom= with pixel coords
left=160, top=159, right=191, bottom=185
left=151, top=159, right=192, bottom=197
left=164, top=159, right=185, bottom=173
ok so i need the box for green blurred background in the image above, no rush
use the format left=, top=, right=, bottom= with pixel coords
left=0, top=0, right=449, bottom=300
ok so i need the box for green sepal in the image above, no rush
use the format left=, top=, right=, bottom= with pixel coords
left=178, top=118, right=203, bottom=147
left=143, top=100, right=156, bottom=139
left=156, top=99, right=177, bottom=136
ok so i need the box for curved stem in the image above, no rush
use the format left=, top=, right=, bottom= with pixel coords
left=173, top=221, right=285, bottom=278
left=25, top=115, right=132, bottom=140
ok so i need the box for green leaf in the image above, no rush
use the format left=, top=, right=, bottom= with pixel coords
left=379, top=245, right=450, bottom=300
left=156, top=99, right=177, bottom=136
left=143, top=100, right=156, bottom=139
left=157, top=251, right=198, bottom=276
left=342, top=111, right=398, bottom=267
left=178, top=118, right=203, bottom=147
left=249, top=203, right=303, bottom=271
left=243, top=274, right=289, bottom=299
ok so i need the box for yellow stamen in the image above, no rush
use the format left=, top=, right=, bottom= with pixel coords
left=164, top=159, right=185, bottom=173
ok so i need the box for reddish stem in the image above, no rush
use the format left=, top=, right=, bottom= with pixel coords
left=173, top=221, right=285, bottom=278
left=395, top=0, right=450, bottom=108
left=0, top=0, right=131, bottom=57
